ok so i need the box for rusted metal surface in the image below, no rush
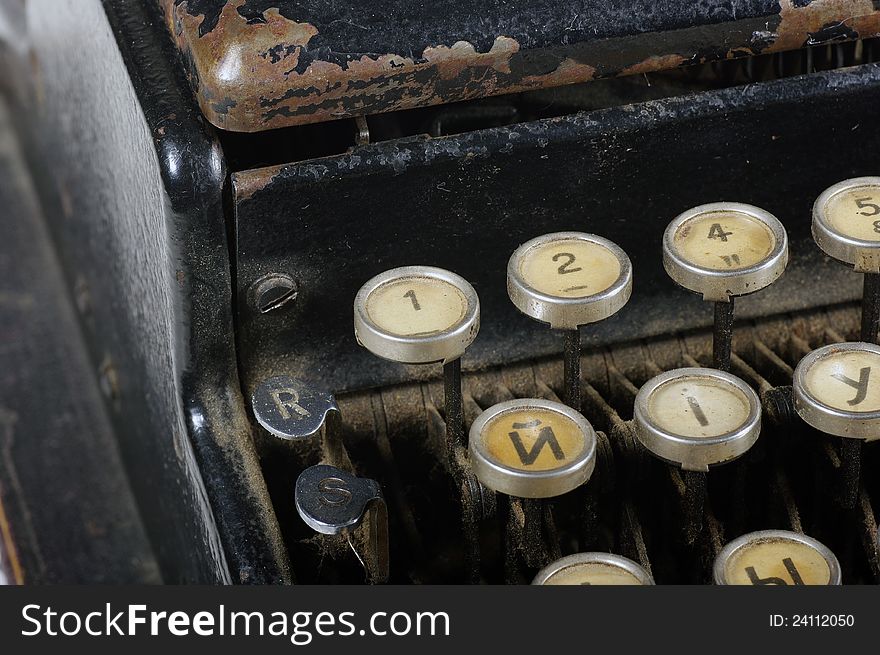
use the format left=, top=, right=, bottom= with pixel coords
left=161, top=0, right=880, bottom=132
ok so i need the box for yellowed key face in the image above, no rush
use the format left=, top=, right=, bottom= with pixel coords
left=803, top=349, right=880, bottom=413
left=366, top=276, right=468, bottom=338
left=823, top=185, right=880, bottom=242
left=672, top=211, right=775, bottom=272
left=723, top=538, right=833, bottom=585
left=647, top=376, right=752, bottom=438
left=481, top=408, right=587, bottom=472
left=541, top=562, right=644, bottom=585
left=519, top=239, right=622, bottom=298
left=470, top=399, right=596, bottom=497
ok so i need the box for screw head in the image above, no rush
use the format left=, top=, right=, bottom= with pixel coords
left=249, top=273, right=298, bottom=314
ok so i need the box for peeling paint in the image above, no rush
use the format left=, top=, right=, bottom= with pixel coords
left=774, top=0, right=880, bottom=51
left=233, top=161, right=287, bottom=201
left=159, top=0, right=880, bottom=132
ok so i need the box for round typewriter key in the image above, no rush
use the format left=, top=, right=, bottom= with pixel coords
left=354, top=266, right=480, bottom=457
left=714, top=530, right=841, bottom=585
left=813, top=177, right=880, bottom=273
left=814, top=178, right=880, bottom=345
left=508, top=233, right=632, bottom=329
left=793, top=342, right=880, bottom=441
left=469, top=398, right=597, bottom=498
left=532, top=552, right=654, bottom=585
left=354, top=266, right=479, bottom=365
left=663, top=203, right=788, bottom=370
left=508, top=233, right=632, bottom=410
left=664, top=203, right=787, bottom=301
left=633, top=367, right=761, bottom=471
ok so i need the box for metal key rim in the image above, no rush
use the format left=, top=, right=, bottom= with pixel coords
left=663, top=202, right=788, bottom=301
left=532, top=552, right=655, bottom=585
left=633, top=367, right=762, bottom=471
left=468, top=398, right=597, bottom=498
left=507, top=232, right=633, bottom=330
left=353, top=265, right=480, bottom=364
left=812, top=177, right=880, bottom=273
left=793, top=341, right=880, bottom=441
left=713, top=529, right=842, bottom=586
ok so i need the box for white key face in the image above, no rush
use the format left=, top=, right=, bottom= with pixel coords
left=721, top=535, right=835, bottom=585
left=366, top=276, right=468, bottom=338
left=822, top=185, right=880, bottom=242
left=518, top=239, right=622, bottom=299
left=803, top=349, right=880, bottom=413
left=671, top=211, right=776, bottom=272
left=647, top=375, right=753, bottom=438
left=540, top=562, right=645, bottom=585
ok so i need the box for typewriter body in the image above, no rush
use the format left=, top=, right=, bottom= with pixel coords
left=3, top=0, right=880, bottom=584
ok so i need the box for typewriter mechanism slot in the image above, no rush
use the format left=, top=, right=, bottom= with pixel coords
left=249, top=303, right=880, bottom=584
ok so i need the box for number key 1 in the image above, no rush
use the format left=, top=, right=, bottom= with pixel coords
left=354, top=266, right=479, bottom=363
left=354, top=266, right=480, bottom=457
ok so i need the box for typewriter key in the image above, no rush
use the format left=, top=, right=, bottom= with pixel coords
left=295, top=464, right=389, bottom=583
left=793, top=342, right=880, bottom=441
left=354, top=266, right=479, bottom=365
left=813, top=177, right=880, bottom=344
left=507, top=233, right=632, bottom=410
left=354, top=266, right=479, bottom=454
left=633, top=367, right=761, bottom=472
left=251, top=375, right=339, bottom=440
left=469, top=398, right=597, bottom=498
left=810, top=179, right=880, bottom=498
left=532, top=552, right=654, bottom=585
left=664, top=203, right=788, bottom=370
left=714, top=530, right=841, bottom=585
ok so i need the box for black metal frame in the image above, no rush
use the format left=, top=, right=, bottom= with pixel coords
left=10, top=0, right=289, bottom=583
left=233, top=62, right=880, bottom=396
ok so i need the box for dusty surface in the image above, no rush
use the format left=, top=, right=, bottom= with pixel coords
left=161, top=0, right=880, bottom=131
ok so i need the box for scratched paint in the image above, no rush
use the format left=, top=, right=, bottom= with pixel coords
left=160, top=1, right=880, bottom=131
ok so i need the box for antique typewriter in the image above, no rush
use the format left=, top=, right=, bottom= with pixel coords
left=2, top=0, right=880, bottom=585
